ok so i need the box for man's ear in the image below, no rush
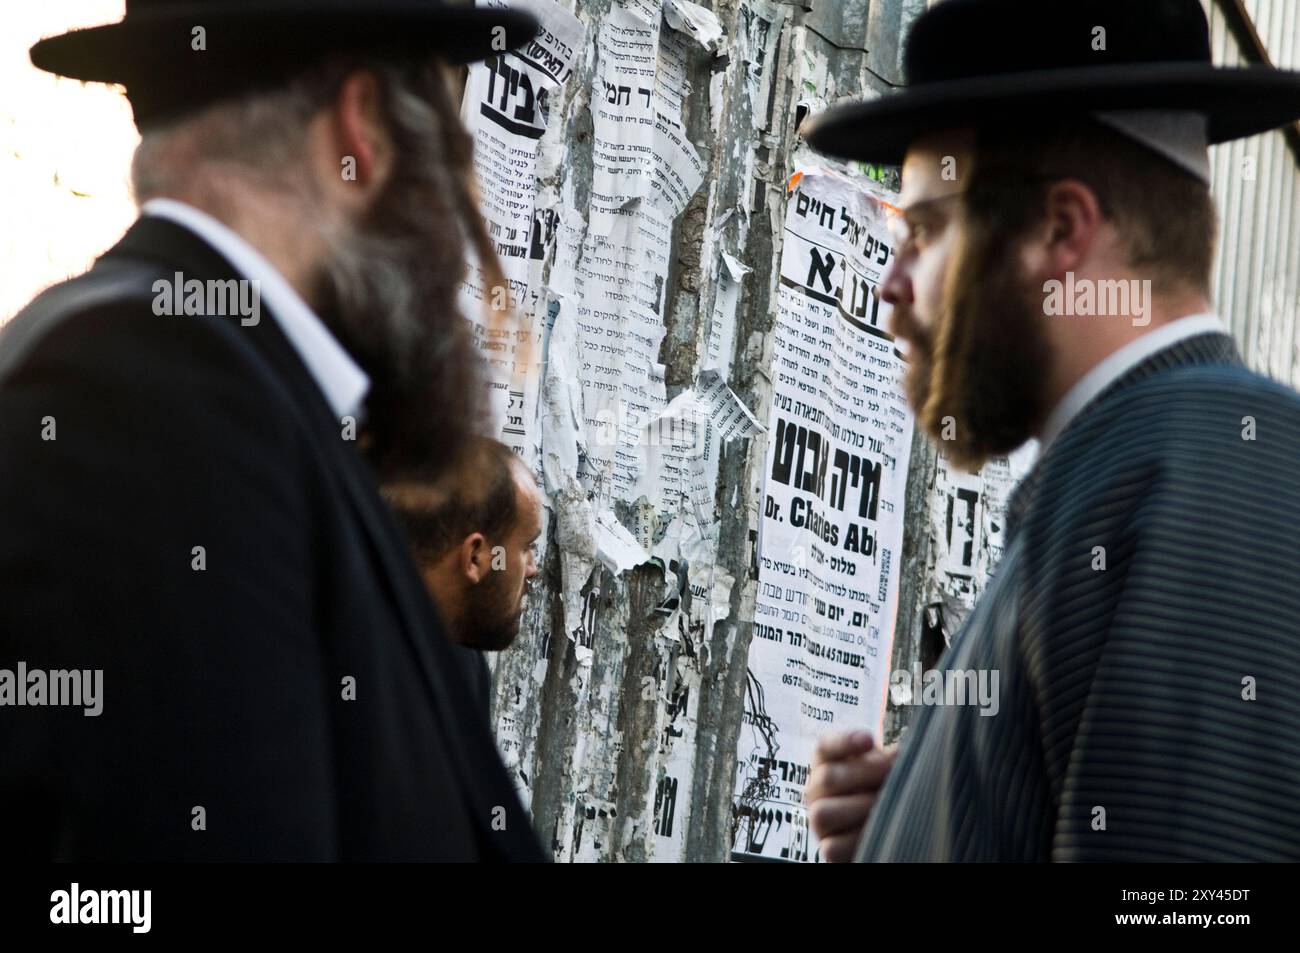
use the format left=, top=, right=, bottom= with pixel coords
left=324, top=69, right=393, bottom=207
left=1039, top=179, right=1104, bottom=276
left=459, top=532, right=490, bottom=585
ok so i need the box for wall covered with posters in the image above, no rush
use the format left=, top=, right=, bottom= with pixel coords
left=458, top=0, right=947, bottom=863
left=458, top=0, right=1300, bottom=862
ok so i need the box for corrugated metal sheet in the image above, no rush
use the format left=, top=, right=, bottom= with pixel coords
left=1207, top=0, right=1300, bottom=384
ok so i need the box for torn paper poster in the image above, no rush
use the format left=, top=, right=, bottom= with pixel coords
left=737, top=0, right=787, bottom=130
left=564, top=202, right=673, bottom=505
left=494, top=0, right=585, bottom=86
left=540, top=305, right=606, bottom=642
left=621, top=0, right=665, bottom=29
left=646, top=547, right=733, bottom=862
left=695, top=368, right=764, bottom=441
left=704, top=251, right=750, bottom=374
left=539, top=304, right=587, bottom=495
left=687, top=368, right=765, bottom=514
left=552, top=480, right=598, bottom=644
left=593, top=6, right=705, bottom=224
left=629, top=368, right=763, bottom=527
left=655, top=506, right=735, bottom=639
left=732, top=169, right=915, bottom=863
left=928, top=439, right=1038, bottom=618
left=595, top=509, right=653, bottom=574
left=929, top=453, right=987, bottom=616
left=641, top=369, right=762, bottom=448
left=664, top=0, right=725, bottom=52
left=539, top=2, right=709, bottom=521
left=459, top=0, right=586, bottom=462
left=647, top=17, right=700, bottom=178
left=543, top=206, right=588, bottom=302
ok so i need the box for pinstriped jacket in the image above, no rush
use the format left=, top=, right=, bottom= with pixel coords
left=856, top=332, right=1300, bottom=861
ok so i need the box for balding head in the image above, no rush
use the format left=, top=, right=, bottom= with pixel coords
left=383, top=436, right=542, bottom=651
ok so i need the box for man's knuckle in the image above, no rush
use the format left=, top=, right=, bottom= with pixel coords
left=814, top=732, right=842, bottom=758
left=821, top=836, right=848, bottom=862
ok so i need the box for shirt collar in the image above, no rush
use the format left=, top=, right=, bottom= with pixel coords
left=1039, top=312, right=1226, bottom=450
left=140, top=198, right=370, bottom=421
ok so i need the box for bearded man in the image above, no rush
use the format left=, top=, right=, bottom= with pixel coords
left=802, top=0, right=1300, bottom=861
left=0, top=1, right=545, bottom=861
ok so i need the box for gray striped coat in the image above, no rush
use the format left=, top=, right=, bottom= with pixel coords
left=856, top=332, right=1300, bottom=861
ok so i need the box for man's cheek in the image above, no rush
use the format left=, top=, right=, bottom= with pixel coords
left=918, top=264, right=946, bottom=331
left=919, top=234, right=960, bottom=327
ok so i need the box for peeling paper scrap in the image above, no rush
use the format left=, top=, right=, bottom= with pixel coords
left=679, top=507, right=716, bottom=567
left=704, top=248, right=747, bottom=373
left=595, top=510, right=653, bottom=574
left=650, top=507, right=711, bottom=568
left=540, top=306, right=599, bottom=639
left=643, top=369, right=763, bottom=442
left=721, top=251, right=751, bottom=282
left=553, top=487, right=597, bottom=642
left=630, top=370, right=762, bottom=518
left=539, top=306, right=585, bottom=493
left=621, top=0, right=664, bottom=29
left=696, top=369, right=765, bottom=440
left=651, top=510, right=687, bottom=566
left=664, top=0, right=725, bottom=52
left=710, top=70, right=726, bottom=134
left=704, top=565, right=735, bottom=629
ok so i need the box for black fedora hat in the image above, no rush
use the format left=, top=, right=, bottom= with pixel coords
left=803, top=0, right=1300, bottom=163
left=30, top=0, right=541, bottom=125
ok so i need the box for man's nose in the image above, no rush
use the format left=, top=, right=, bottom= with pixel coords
left=879, top=256, right=910, bottom=308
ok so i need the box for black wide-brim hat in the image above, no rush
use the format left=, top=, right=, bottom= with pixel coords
left=30, top=0, right=540, bottom=126
left=803, top=0, right=1300, bottom=163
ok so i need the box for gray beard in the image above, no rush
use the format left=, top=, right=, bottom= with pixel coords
left=312, top=199, right=489, bottom=480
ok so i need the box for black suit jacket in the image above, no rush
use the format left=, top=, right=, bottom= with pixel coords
left=0, top=217, right=545, bottom=861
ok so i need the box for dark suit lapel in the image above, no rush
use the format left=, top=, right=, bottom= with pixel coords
left=105, top=216, right=541, bottom=859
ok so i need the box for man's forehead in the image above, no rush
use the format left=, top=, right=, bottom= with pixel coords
left=899, top=128, right=975, bottom=204
left=510, top=461, right=544, bottom=524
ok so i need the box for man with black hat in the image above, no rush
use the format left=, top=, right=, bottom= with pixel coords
left=803, top=0, right=1300, bottom=861
left=0, top=2, right=547, bottom=860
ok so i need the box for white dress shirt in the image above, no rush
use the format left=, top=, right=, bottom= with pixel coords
left=141, top=198, right=370, bottom=420
left=1039, top=312, right=1227, bottom=450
